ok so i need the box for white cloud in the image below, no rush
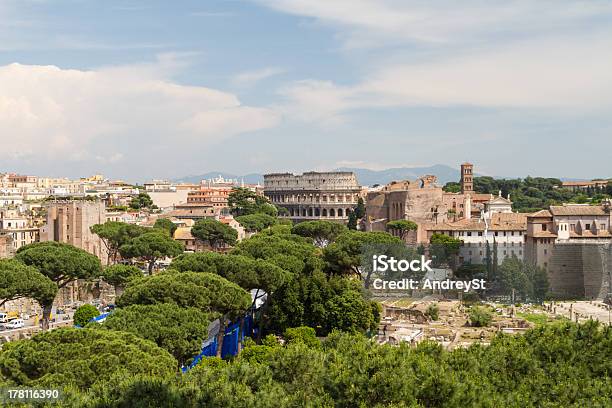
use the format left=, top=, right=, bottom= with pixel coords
left=267, top=1, right=612, bottom=122
left=232, top=67, right=286, bottom=86
left=257, top=0, right=612, bottom=47
left=0, top=62, right=280, bottom=163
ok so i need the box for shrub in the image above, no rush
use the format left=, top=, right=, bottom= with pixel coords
left=469, top=306, right=492, bottom=327
left=284, top=326, right=320, bottom=348
left=73, top=304, right=100, bottom=327
left=426, top=303, right=439, bottom=321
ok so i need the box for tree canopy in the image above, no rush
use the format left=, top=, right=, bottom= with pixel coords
left=0, top=328, right=176, bottom=390
left=386, top=219, right=418, bottom=241
left=90, top=221, right=147, bottom=264
left=101, top=264, right=143, bottom=291
left=323, top=231, right=403, bottom=277
left=170, top=252, right=288, bottom=293
left=102, top=303, right=212, bottom=367
left=63, top=321, right=612, bottom=407
left=117, top=272, right=251, bottom=319
left=15, top=242, right=102, bottom=329
left=0, top=259, right=57, bottom=308
left=235, top=213, right=278, bottom=233
left=291, top=220, right=347, bottom=247
left=496, top=255, right=549, bottom=303
left=191, top=219, right=238, bottom=250
left=228, top=187, right=277, bottom=217
left=153, top=218, right=178, bottom=236
left=232, top=233, right=324, bottom=275
left=129, top=192, right=156, bottom=210
left=16, top=242, right=102, bottom=288
left=444, top=176, right=612, bottom=212
left=119, top=231, right=184, bottom=274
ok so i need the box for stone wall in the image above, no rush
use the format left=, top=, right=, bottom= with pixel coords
left=548, top=243, right=611, bottom=299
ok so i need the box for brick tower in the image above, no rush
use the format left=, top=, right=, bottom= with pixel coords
left=460, top=162, right=474, bottom=194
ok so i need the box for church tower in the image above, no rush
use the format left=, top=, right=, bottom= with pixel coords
left=460, top=162, right=474, bottom=194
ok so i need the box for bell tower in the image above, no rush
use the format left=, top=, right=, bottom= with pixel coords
left=460, top=162, right=474, bottom=194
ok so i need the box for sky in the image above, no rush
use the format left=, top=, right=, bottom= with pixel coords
left=1, top=0, right=611, bottom=182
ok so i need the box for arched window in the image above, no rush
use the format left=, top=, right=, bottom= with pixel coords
left=308, top=208, right=313, bottom=217
left=330, top=209, right=336, bottom=217
left=338, top=208, right=344, bottom=217
left=315, top=208, right=320, bottom=216
left=322, top=208, right=328, bottom=216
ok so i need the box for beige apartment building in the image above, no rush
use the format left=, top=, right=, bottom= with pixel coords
left=0, top=208, right=40, bottom=251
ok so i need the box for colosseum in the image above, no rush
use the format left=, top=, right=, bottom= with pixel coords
left=263, top=172, right=362, bottom=223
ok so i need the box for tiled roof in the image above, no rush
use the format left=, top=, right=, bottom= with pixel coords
left=489, top=212, right=527, bottom=230
left=528, top=210, right=552, bottom=218
left=549, top=205, right=607, bottom=216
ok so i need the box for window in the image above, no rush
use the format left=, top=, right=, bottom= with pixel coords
left=495, top=231, right=498, bottom=236
left=467, top=232, right=472, bottom=236
left=478, top=231, right=483, bottom=236
left=544, top=249, right=547, bottom=255
left=570, top=224, right=575, bottom=231
left=542, top=224, right=547, bottom=231
left=601, top=224, right=606, bottom=230
left=586, top=223, right=591, bottom=230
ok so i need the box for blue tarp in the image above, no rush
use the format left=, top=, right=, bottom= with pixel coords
left=182, top=314, right=254, bottom=372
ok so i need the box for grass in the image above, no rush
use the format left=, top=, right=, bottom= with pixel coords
left=517, top=312, right=548, bottom=325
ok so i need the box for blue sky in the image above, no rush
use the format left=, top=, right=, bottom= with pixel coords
left=1, top=0, right=611, bottom=182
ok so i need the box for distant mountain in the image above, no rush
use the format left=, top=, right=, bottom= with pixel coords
left=173, top=164, right=462, bottom=187
left=335, top=164, right=462, bottom=186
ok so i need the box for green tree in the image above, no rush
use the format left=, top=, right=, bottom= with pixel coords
left=0, top=328, right=176, bottom=390
left=386, top=219, right=418, bottom=241
left=291, top=220, right=347, bottom=247
left=323, top=230, right=402, bottom=281
left=497, top=255, right=549, bottom=303
left=118, top=272, right=251, bottom=358
left=73, top=304, right=100, bottom=327
left=347, top=210, right=358, bottom=230
left=191, top=219, right=238, bottom=250
left=235, top=213, right=278, bottom=233
left=15, top=242, right=102, bottom=330
left=0, top=259, right=57, bottom=309
left=266, top=271, right=380, bottom=336
left=228, top=187, right=277, bottom=216
left=101, top=264, right=143, bottom=297
left=154, top=218, right=178, bottom=236
left=354, top=197, right=366, bottom=219
left=442, top=182, right=461, bottom=193
left=232, top=233, right=324, bottom=275
left=129, top=192, right=155, bottom=210
left=102, top=303, right=211, bottom=367
left=170, top=252, right=288, bottom=294
left=119, top=231, right=184, bottom=274
left=90, top=221, right=147, bottom=264
left=170, top=251, right=290, bottom=351
left=283, top=327, right=320, bottom=348
left=429, top=233, right=461, bottom=268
